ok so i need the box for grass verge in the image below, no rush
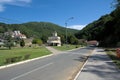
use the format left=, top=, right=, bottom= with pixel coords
left=0, top=46, right=51, bottom=66
left=105, top=49, right=120, bottom=69
left=52, top=44, right=81, bottom=51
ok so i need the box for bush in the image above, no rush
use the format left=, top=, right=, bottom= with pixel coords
left=24, top=54, right=30, bottom=60
left=5, top=58, right=12, bottom=64
left=5, top=56, right=23, bottom=64
left=32, top=38, right=43, bottom=46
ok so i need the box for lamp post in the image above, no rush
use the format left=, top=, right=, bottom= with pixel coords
left=65, top=17, right=74, bottom=46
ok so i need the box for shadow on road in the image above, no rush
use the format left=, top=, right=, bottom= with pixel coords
left=73, top=56, right=88, bottom=62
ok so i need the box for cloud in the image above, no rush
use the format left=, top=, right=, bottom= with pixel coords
left=0, top=5, right=5, bottom=12
left=0, top=0, right=32, bottom=12
left=68, top=24, right=87, bottom=30
left=17, top=0, right=31, bottom=3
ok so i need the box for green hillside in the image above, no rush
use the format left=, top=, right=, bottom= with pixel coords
left=0, top=22, right=78, bottom=42
left=75, top=6, right=120, bottom=47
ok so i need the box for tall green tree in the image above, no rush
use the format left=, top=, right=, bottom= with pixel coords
left=4, top=34, right=13, bottom=50
left=59, top=35, right=65, bottom=44
left=67, top=35, right=79, bottom=45
left=41, top=35, right=47, bottom=43
left=32, top=38, right=37, bottom=45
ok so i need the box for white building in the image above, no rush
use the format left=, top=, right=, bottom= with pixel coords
left=12, top=31, right=27, bottom=39
left=47, top=31, right=61, bottom=46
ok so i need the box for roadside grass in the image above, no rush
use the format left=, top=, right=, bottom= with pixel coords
left=52, top=44, right=81, bottom=51
left=0, top=47, right=51, bottom=66
left=105, top=48, right=120, bottom=69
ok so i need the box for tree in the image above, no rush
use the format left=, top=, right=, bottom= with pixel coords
left=20, top=39, right=25, bottom=47
left=67, top=35, right=79, bottom=45
left=41, top=35, right=47, bottom=43
left=4, top=34, right=13, bottom=50
left=37, top=39, right=43, bottom=46
left=32, top=38, right=43, bottom=46
left=59, top=35, right=65, bottom=44
left=4, top=40, right=13, bottom=50
left=32, top=38, right=37, bottom=45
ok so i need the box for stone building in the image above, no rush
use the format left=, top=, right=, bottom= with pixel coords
left=47, top=31, right=61, bottom=46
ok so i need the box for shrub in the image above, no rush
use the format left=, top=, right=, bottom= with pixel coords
left=24, top=54, right=30, bottom=60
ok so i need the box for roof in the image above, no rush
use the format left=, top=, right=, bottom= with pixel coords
left=87, top=40, right=99, bottom=46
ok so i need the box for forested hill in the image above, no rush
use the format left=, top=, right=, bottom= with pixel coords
left=75, top=7, right=120, bottom=47
left=0, top=22, right=78, bottom=38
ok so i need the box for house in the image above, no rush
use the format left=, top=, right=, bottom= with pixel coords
left=87, top=40, right=99, bottom=46
left=4, top=30, right=27, bottom=39
left=24, top=38, right=33, bottom=46
left=12, top=31, right=27, bottom=39
left=47, top=31, right=61, bottom=46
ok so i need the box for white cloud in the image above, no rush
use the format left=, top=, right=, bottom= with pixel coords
left=0, top=0, right=12, bottom=3
left=0, top=0, right=32, bottom=12
left=17, top=0, right=31, bottom=3
left=68, top=24, right=87, bottom=30
left=0, top=5, right=5, bottom=12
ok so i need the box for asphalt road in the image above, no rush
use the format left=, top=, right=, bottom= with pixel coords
left=0, top=47, right=94, bottom=80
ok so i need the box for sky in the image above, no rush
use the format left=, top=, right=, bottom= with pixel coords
left=0, top=0, right=114, bottom=30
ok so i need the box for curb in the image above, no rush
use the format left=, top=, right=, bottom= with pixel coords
left=0, top=54, right=53, bottom=70
left=74, top=48, right=96, bottom=80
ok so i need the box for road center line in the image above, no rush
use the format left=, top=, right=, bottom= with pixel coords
left=11, top=62, right=53, bottom=80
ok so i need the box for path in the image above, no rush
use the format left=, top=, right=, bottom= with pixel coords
left=45, top=46, right=62, bottom=54
left=76, top=48, right=120, bottom=80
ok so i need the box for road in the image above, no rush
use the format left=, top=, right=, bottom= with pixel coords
left=0, top=47, right=94, bottom=80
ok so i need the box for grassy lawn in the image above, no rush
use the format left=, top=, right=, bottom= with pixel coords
left=105, top=48, right=120, bottom=69
left=53, top=44, right=81, bottom=51
left=0, top=47, right=51, bottom=66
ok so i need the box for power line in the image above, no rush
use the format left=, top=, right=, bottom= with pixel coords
left=0, top=16, right=22, bottom=24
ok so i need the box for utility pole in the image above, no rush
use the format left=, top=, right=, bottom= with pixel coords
left=65, top=17, right=74, bottom=46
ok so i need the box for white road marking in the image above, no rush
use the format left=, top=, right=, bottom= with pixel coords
left=11, top=62, right=53, bottom=80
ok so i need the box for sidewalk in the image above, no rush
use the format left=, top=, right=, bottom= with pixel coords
left=45, top=46, right=62, bottom=54
left=76, top=48, right=120, bottom=80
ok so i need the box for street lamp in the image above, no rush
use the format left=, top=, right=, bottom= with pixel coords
left=65, top=17, right=74, bottom=46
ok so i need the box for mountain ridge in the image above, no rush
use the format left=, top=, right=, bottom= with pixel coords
left=0, top=21, right=78, bottom=43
